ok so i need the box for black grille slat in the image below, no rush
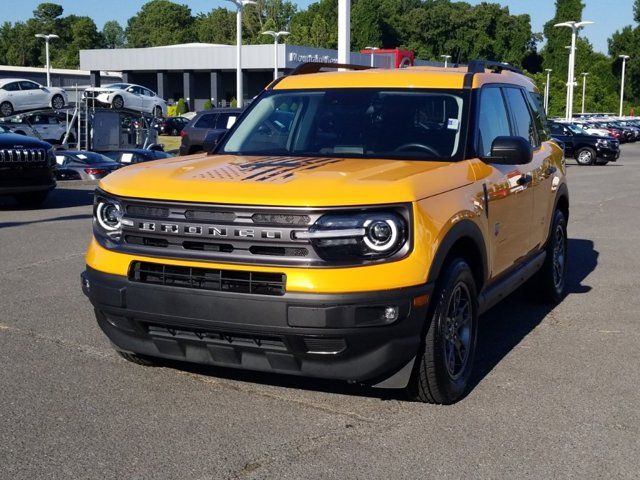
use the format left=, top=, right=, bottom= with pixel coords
left=130, top=261, right=285, bottom=296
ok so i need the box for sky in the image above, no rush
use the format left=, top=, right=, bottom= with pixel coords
left=0, top=0, right=634, bottom=54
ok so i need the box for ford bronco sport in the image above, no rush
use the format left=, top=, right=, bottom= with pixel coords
left=82, top=60, right=568, bottom=404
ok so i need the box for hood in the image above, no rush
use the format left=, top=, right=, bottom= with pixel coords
left=99, top=154, right=477, bottom=207
left=0, top=132, right=51, bottom=149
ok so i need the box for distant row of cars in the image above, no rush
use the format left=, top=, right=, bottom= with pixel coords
left=548, top=116, right=640, bottom=166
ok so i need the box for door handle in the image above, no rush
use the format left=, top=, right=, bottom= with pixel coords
left=545, top=166, right=557, bottom=176
left=517, top=174, right=532, bottom=186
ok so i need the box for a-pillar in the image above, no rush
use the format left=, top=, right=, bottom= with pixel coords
left=89, top=70, right=101, bottom=87
left=183, top=71, right=194, bottom=111
left=156, top=71, right=168, bottom=100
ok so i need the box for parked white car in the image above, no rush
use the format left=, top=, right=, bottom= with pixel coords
left=84, top=83, right=167, bottom=117
left=0, top=79, right=68, bottom=117
left=15, top=113, right=76, bottom=144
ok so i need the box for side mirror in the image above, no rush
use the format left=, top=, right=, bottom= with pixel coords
left=486, top=136, right=532, bottom=165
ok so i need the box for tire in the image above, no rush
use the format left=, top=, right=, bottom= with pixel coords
left=526, top=209, right=568, bottom=304
left=14, top=191, right=49, bottom=207
left=153, top=106, right=163, bottom=118
left=112, top=95, right=124, bottom=110
left=51, top=94, right=65, bottom=110
left=407, top=258, right=478, bottom=404
left=117, top=350, right=157, bottom=366
left=575, top=146, right=596, bottom=166
left=0, top=101, right=13, bottom=117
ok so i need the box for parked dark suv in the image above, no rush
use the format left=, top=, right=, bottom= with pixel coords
left=0, top=126, right=56, bottom=206
left=549, top=121, right=619, bottom=165
left=179, top=108, right=242, bottom=155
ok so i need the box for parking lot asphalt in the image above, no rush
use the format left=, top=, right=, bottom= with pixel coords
left=1, top=149, right=639, bottom=480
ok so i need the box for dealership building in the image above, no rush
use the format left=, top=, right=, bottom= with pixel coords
left=80, top=43, right=425, bottom=110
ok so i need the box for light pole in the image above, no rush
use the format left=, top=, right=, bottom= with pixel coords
left=544, top=69, right=552, bottom=114
left=365, top=47, right=380, bottom=67
left=262, top=30, right=289, bottom=80
left=554, top=21, right=593, bottom=121
left=441, top=54, right=451, bottom=68
left=619, top=55, right=630, bottom=117
left=35, top=33, right=59, bottom=87
left=338, top=0, right=351, bottom=64
left=226, top=0, right=256, bottom=109
left=581, top=72, right=589, bottom=114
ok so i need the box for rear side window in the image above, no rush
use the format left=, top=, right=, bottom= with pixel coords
left=477, top=87, right=511, bottom=156
left=216, top=113, right=238, bottom=129
left=525, top=91, right=549, bottom=142
left=195, top=114, right=217, bottom=129
left=2, top=82, right=20, bottom=92
left=504, top=87, right=538, bottom=148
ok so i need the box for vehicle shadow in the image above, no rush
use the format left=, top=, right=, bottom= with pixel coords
left=0, top=186, right=95, bottom=212
left=156, top=238, right=599, bottom=403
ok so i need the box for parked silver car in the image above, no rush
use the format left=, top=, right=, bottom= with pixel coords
left=0, top=78, right=68, bottom=117
left=54, top=151, right=120, bottom=180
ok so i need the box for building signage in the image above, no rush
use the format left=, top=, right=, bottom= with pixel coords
left=288, top=52, right=338, bottom=64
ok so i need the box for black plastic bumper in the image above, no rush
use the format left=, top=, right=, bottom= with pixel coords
left=596, top=147, right=620, bottom=161
left=82, top=267, right=432, bottom=387
left=0, top=169, right=56, bottom=196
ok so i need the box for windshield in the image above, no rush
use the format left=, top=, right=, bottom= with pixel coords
left=566, top=124, right=585, bottom=134
left=221, top=89, right=467, bottom=161
left=104, top=83, right=128, bottom=90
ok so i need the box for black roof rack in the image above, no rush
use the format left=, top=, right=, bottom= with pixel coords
left=289, top=62, right=371, bottom=76
left=467, top=60, right=523, bottom=75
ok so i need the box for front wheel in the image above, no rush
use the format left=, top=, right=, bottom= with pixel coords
left=112, top=95, right=124, bottom=110
left=51, top=94, right=65, bottom=110
left=575, top=147, right=596, bottom=166
left=407, top=258, right=478, bottom=404
left=153, top=106, right=163, bottom=118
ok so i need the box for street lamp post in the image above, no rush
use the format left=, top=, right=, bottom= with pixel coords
left=262, top=30, right=289, bottom=80
left=226, top=0, right=256, bottom=109
left=441, top=54, right=452, bottom=68
left=619, top=55, right=630, bottom=117
left=35, top=33, right=59, bottom=87
left=544, top=69, right=552, bottom=114
left=554, top=21, right=594, bottom=121
left=581, top=72, right=589, bottom=114
left=338, top=0, right=351, bottom=64
left=365, top=47, right=380, bottom=67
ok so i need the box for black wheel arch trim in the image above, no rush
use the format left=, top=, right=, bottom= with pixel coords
left=426, top=219, right=488, bottom=287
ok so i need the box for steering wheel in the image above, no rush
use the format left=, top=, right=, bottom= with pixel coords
left=394, top=143, right=440, bottom=157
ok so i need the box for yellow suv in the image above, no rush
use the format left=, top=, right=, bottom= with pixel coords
left=82, top=61, right=568, bottom=404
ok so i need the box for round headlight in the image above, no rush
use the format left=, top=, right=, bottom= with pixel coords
left=96, top=200, right=122, bottom=231
left=363, top=218, right=399, bottom=252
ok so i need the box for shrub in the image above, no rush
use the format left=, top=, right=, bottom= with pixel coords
left=176, top=98, right=188, bottom=114
left=203, top=99, right=213, bottom=110
left=230, top=97, right=237, bottom=108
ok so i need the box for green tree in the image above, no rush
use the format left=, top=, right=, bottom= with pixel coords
left=103, top=20, right=125, bottom=48
left=194, top=8, right=236, bottom=44
left=126, top=0, right=196, bottom=47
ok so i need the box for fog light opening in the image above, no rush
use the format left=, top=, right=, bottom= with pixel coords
left=383, top=306, right=399, bottom=322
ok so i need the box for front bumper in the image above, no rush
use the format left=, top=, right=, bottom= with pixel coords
left=596, top=146, right=620, bottom=161
left=82, top=266, right=432, bottom=387
left=0, top=168, right=55, bottom=195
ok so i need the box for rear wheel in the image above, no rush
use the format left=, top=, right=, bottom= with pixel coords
left=407, top=258, right=478, bottom=404
left=14, top=191, right=49, bottom=207
left=526, top=209, right=568, bottom=304
left=112, top=95, right=124, bottom=110
left=575, top=147, right=596, bottom=166
left=0, top=101, right=13, bottom=117
left=51, top=94, right=65, bottom=110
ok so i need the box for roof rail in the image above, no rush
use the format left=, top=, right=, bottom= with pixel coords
left=289, top=62, right=371, bottom=76
left=467, top=60, right=523, bottom=75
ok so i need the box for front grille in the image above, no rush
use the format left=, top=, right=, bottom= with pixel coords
left=129, top=261, right=286, bottom=296
left=0, top=148, right=47, bottom=165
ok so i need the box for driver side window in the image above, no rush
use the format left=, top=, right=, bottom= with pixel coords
left=477, top=87, right=511, bottom=156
